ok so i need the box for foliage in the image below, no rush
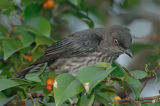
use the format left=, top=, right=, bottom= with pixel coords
left=0, top=61, right=149, bottom=105
left=0, top=0, right=160, bottom=106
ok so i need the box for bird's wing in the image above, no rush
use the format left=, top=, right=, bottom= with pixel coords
left=33, top=31, right=102, bottom=65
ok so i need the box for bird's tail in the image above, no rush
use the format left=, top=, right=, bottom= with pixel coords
left=13, top=65, right=34, bottom=79
left=13, top=63, right=46, bottom=79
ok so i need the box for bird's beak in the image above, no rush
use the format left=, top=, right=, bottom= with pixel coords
left=124, top=49, right=133, bottom=58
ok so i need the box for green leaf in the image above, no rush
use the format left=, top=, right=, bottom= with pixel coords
left=63, top=10, right=94, bottom=28
left=94, top=62, right=112, bottom=69
left=69, top=0, right=81, bottom=7
left=0, top=24, right=8, bottom=35
left=2, top=39, right=23, bottom=60
left=53, top=74, right=84, bottom=106
left=77, top=94, right=95, bottom=106
left=131, top=70, right=147, bottom=79
left=24, top=17, right=51, bottom=37
left=0, top=92, right=6, bottom=99
left=24, top=3, right=43, bottom=20
left=142, top=102, right=160, bottom=106
left=35, top=35, right=55, bottom=46
left=10, top=78, right=30, bottom=86
left=15, top=25, right=39, bottom=35
left=31, top=47, right=44, bottom=61
left=30, top=84, right=44, bottom=92
left=0, top=93, right=16, bottom=106
left=39, top=101, right=70, bottom=106
left=25, top=63, right=47, bottom=82
left=21, top=33, right=34, bottom=47
left=111, top=63, right=125, bottom=78
left=0, top=50, right=3, bottom=60
left=95, top=92, right=112, bottom=106
left=77, top=66, right=115, bottom=94
left=0, top=0, right=13, bottom=9
left=125, top=76, right=142, bottom=99
left=0, top=79, right=20, bottom=91
left=77, top=12, right=94, bottom=28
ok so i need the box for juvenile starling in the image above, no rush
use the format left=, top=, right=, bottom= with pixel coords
left=14, top=25, right=133, bottom=78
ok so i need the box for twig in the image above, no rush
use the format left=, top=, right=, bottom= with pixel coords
left=137, top=102, right=142, bottom=106
left=119, top=95, right=160, bottom=105
left=111, top=76, right=129, bottom=97
left=121, top=78, right=129, bottom=98
left=6, top=24, right=16, bottom=37
left=141, top=64, right=160, bottom=92
left=111, top=76, right=122, bottom=81
left=28, top=93, right=36, bottom=106
left=29, top=93, right=44, bottom=99
left=119, top=98, right=136, bottom=105
left=139, top=95, right=160, bottom=100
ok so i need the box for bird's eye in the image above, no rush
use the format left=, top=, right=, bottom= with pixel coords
left=114, top=39, right=119, bottom=45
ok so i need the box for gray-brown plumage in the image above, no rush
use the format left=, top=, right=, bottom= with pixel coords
left=14, top=25, right=133, bottom=78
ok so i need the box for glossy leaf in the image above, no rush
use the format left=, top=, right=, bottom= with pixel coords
left=35, top=35, right=55, bottom=46
left=69, top=0, right=81, bottom=7
left=53, top=74, right=84, bottom=106
left=25, top=63, right=47, bottom=82
left=0, top=79, right=19, bottom=91
left=21, top=33, right=34, bottom=47
left=142, top=103, right=160, bottom=106
left=24, top=17, right=51, bottom=37
left=39, top=101, right=70, bottom=106
left=95, top=92, right=115, bottom=105
left=111, top=63, right=125, bottom=78
left=0, top=24, right=8, bottom=35
left=11, top=78, right=30, bottom=85
left=131, top=70, right=147, bottom=79
left=24, top=3, right=43, bottom=20
left=125, top=76, right=142, bottom=99
left=94, top=62, right=112, bottom=69
left=0, top=93, right=16, bottom=106
left=77, top=94, right=95, bottom=106
left=2, top=39, right=23, bottom=60
left=64, top=10, right=94, bottom=28
left=77, top=66, right=115, bottom=94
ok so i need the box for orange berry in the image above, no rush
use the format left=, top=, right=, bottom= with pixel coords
left=46, top=78, right=54, bottom=86
left=25, top=54, right=32, bottom=61
left=43, top=2, right=48, bottom=8
left=18, top=35, right=22, bottom=40
left=43, top=0, right=55, bottom=9
left=46, top=85, right=53, bottom=91
left=114, top=96, right=121, bottom=100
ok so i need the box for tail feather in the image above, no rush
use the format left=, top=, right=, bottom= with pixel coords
left=13, top=65, right=34, bottom=79
left=13, top=63, right=46, bottom=79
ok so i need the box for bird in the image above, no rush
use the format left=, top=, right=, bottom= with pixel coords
left=14, top=25, right=133, bottom=78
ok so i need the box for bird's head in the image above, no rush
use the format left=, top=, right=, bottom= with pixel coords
left=104, top=25, right=133, bottom=57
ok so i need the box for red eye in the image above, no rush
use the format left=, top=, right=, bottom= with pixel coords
left=114, top=39, right=118, bottom=45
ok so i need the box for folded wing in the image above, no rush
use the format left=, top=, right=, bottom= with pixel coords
left=33, top=31, right=102, bottom=65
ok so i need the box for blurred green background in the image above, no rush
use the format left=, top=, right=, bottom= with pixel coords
left=0, top=0, right=160, bottom=105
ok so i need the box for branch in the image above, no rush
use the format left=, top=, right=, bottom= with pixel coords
left=141, top=64, right=160, bottom=92
left=6, top=24, right=16, bottom=37
left=119, top=95, right=160, bottom=105
left=111, top=76, right=129, bottom=98
left=121, top=78, right=129, bottom=98
left=139, top=95, right=160, bottom=100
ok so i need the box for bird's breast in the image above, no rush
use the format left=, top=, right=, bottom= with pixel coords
left=49, top=52, right=118, bottom=75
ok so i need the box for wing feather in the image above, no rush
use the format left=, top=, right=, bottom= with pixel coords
left=33, top=31, right=102, bottom=65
